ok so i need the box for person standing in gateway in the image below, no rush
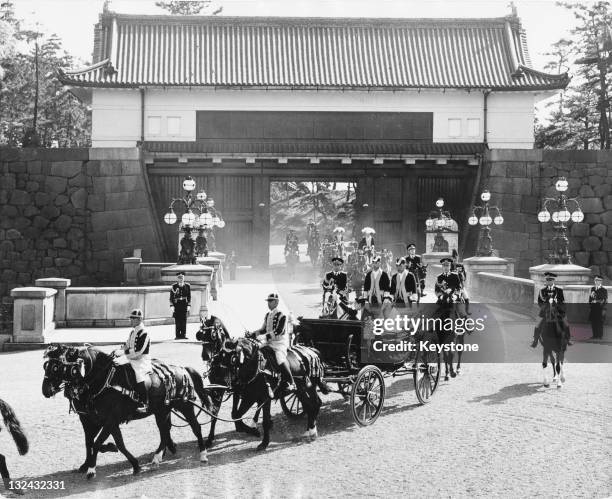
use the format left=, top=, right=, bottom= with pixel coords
left=170, top=272, right=191, bottom=340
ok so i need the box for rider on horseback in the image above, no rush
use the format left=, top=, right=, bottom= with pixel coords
left=435, top=258, right=462, bottom=306
left=113, top=309, right=152, bottom=414
left=451, top=249, right=471, bottom=315
left=531, top=272, right=572, bottom=348
left=253, top=293, right=297, bottom=393
left=322, top=257, right=349, bottom=304
left=405, top=243, right=427, bottom=297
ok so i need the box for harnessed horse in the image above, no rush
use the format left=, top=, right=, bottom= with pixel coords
left=42, top=345, right=213, bottom=479
left=0, top=398, right=28, bottom=495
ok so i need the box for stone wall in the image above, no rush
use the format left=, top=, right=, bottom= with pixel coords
left=0, top=148, right=163, bottom=308
left=481, top=150, right=612, bottom=278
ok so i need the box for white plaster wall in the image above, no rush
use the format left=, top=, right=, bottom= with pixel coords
left=91, top=87, right=544, bottom=149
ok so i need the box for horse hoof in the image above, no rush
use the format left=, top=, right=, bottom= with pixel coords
left=456, top=368, right=461, bottom=375
left=167, top=442, right=177, bottom=455
left=544, top=383, right=550, bottom=388
left=444, top=375, right=449, bottom=381
left=309, top=426, right=318, bottom=440
left=450, top=372, right=456, bottom=378
left=200, top=450, right=208, bottom=463
left=86, top=468, right=96, bottom=480
left=205, top=439, right=213, bottom=449
left=133, top=465, right=141, bottom=475
left=77, top=463, right=88, bottom=473
left=256, top=442, right=269, bottom=452
left=151, top=451, right=163, bottom=467
left=560, top=375, right=566, bottom=383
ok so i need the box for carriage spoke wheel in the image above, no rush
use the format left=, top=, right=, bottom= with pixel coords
left=350, top=365, right=385, bottom=426
left=280, top=391, right=305, bottom=419
left=413, top=347, right=440, bottom=405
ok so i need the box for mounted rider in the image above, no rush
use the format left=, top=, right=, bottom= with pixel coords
left=434, top=258, right=462, bottom=307
left=405, top=243, right=427, bottom=297
left=390, top=257, right=419, bottom=307
left=363, top=255, right=391, bottom=308
left=531, top=272, right=572, bottom=348
left=113, top=309, right=152, bottom=413
left=358, top=227, right=376, bottom=251
left=322, top=256, right=349, bottom=304
left=332, top=227, right=346, bottom=258
left=252, top=293, right=296, bottom=393
left=451, top=249, right=471, bottom=315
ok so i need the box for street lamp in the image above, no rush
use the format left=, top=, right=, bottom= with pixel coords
left=163, top=177, right=225, bottom=263
left=425, top=198, right=455, bottom=252
left=537, top=177, right=583, bottom=264
left=468, top=190, right=503, bottom=256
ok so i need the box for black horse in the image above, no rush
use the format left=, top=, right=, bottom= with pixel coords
left=196, top=317, right=262, bottom=449
left=209, top=337, right=323, bottom=450
left=0, top=398, right=28, bottom=495
left=42, top=345, right=213, bottom=479
left=536, top=313, right=569, bottom=388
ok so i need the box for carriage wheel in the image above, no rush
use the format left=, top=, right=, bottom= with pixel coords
left=350, top=365, right=385, bottom=426
left=413, top=347, right=440, bottom=405
left=280, top=391, right=305, bottom=419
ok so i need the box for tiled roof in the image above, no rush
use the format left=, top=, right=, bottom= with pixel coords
left=58, top=13, right=569, bottom=91
left=142, top=141, right=486, bottom=157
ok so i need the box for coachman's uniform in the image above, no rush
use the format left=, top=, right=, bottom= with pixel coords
left=170, top=281, right=191, bottom=339
left=363, top=268, right=390, bottom=305
left=405, top=254, right=426, bottom=293
left=124, top=322, right=152, bottom=383
left=358, top=235, right=375, bottom=251
left=256, top=307, right=289, bottom=365
left=390, top=269, right=418, bottom=305
left=589, top=285, right=608, bottom=339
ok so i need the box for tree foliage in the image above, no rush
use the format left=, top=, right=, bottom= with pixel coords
left=0, top=1, right=91, bottom=147
left=537, top=1, right=611, bottom=149
left=155, top=1, right=223, bottom=15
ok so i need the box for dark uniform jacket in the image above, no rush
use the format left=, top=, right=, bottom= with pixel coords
left=451, top=262, right=467, bottom=287
left=390, top=271, right=418, bottom=302
left=537, top=285, right=566, bottom=318
left=323, top=271, right=348, bottom=294
left=588, top=286, right=608, bottom=320
left=170, top=283, right=191, bottom=307
left=405, top=254, right=425, bottom=279
left=363, top=269, right=391, bottom=302
left=358, top=236, right=375, bottom=250
left=435, top=272, right=462, bottom=304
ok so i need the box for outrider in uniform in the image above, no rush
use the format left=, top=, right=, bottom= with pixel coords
left=170, top=272, right=191, bottom=340
left=588, top=275, right=608, bottom=340
left=405, top=243, right=427, bottom=296
left=531, top=272, right=572, bottom=347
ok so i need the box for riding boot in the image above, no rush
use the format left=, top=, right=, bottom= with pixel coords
left=464, top=298, right=471, bottom=315
left=135, top=381, right=149, bottom=414
left=278, top=361, right=296, bottom=393
left=531, top=326, right=540, bottom=348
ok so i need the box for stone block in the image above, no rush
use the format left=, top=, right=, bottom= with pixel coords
left=45, top=176, right=68, bottom=195
left=54, top=215, right=72, bottom=232
left=53, top=237, right=67, bottom=248
left=105, top=192, right=132, bottom=210
left=579, top=185, right=595, bottom=197
left=34, top=192, right=50, bottom=207
left=26, top=160, right=42, bottom=174
left=520, top=196, right=539, bottom=213
left=594, top=184, right=612, bottom=198
left=50, top=161, right=82, bottom=178
left=58, top=249, right=76, bottom=259
left=0, top=189, right=7, bottom=204
left=85, top=160, right=100, bottom=176
left=591, top=224, right=607, bottom=238
left=601, top=211, right=612, bottom=226
left=25, top=181, right=39, bottom=192
left=543, top=150, right=599, bottom=163
left=603, top=238, right=612, bottom=251
left=99, top=160, right=123, bottom=176
left=589, top=175, right=604, bottom=186
left=87, top=194, right=105, bottom=211
left=66, top=291, right=106, bottom=320
left=6, top=229, right=21, bottom=240
left=121, top=161, right=141, bottom=175
left=489, top=149, right=541, bottom=162
left=61, top=204, right=75, bottom=217
left=15, top=217, right=31, bottom=229
left=70, top=188, right=87, bottom=209
left=489, top=163, right=507, bottom=176
left=1, top=205, right=18, bottom=218
left=23, top=205, right=39, bottom=217
left=507, top=163, right=526, bottom=177
left=92, top=176, right=113, bottom=193
left=41, top=205, right=60, bottom=220
left=592, top=251, right=608, bottom=265
left=118, top=175, right=142, bottom=192
left=10, top=189, right=30, bottom=205
left=53, top=194, right=69, bottom=206
left=581, top=197, right=604, bottom=213
left=583, top=236, right=602, bottom=251
left=585, top=213, right=601, bottom=224
left=54, top=257, right=71, bottom=267
left=9, top=161, right=26, bottom=173
left=33, top=216, right=50, bottom=229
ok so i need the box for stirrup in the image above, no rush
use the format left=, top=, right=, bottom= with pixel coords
left=135, top=404, right=148, bottom=414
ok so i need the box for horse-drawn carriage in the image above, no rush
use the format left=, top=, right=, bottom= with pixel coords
left=280, top=317, right=441, bottom=426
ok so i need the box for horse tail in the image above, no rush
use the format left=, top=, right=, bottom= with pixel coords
left=0, top=398, right=29, bottom=455
left=185, top=367, right=213, bottom=412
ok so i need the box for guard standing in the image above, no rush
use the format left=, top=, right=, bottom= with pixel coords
left=589, top=275, right=608, bottom=339
left=170, top=272, right=191, bottom=340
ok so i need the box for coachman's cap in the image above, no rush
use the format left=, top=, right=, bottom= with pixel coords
left=396, top=257, right=406, bottom=265
left=440, top=257, right=453, bottom=264
left=544, top=272, right=557, bottom=279
left=265, top=293, right=280, bottom=301
left=594, top=275, right=603, bottom=280
left=406, top=243, right=416, bottom=250
left=372, top=255, right=381, bottom=263
left=332, top=257, right=344, bottom=264
left=129, top=308, right=143, bottom=319
left=176, top=272, right=185, bottom=277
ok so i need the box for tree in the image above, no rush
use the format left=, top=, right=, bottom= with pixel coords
left=155, top=1, right=223, bottom=15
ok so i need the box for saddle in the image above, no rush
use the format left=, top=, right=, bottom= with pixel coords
left=259, top=346, right=324, bottom=381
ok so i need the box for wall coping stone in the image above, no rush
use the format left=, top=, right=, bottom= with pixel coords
left=89, top=148, right=140, bottom=161
left=11, top=287, right=57, bottom=298
left=66, top=286, right=172, bottom=293
left=35, top=278, right=71, bottom=289
left=475, top=272, right=533, bottom=285
left=487, top=149, right=542, bottom=162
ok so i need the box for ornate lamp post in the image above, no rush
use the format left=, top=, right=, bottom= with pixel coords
left=468, top=190, right=504, bottom=257
left=537, top=177, right=583, bottom=264
left=425, top=198, right=454, bottom=252
left=163, top=176, right=225, bottom=264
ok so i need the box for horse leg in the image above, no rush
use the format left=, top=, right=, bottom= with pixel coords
left=1, top=453, right=23, bottom=495
left=85, top=424, right=114, bottom=479
left=559, top=350, right=565, bottom=383
left=109, top=427, right=140, bottom=475
left=449, top=350, right=456, bottom=378
left=256, top=398, right=272, bottom=452
left=234, top=394, right=260, bottom=437
left=178, top=402, right=208, bottom=463
left=542, top=348, right=550, bottom=387
left=77, top=417, right=107, bottom=473
left=151, top=412, right=171, bottom=467
left=205, top=390, right=224, bottom=448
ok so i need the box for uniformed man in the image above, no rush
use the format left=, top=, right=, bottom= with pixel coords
left=588, top=275, right=608, bottom=339
left=363, top=255, right=391, bottom=306
left=405, top=243, right=427, bottom=297
left=170, top=272, right=191, bottom=340
left=113, top=309, right=151, bottom=413
left=531, top=272, right=572, bottom=347
left=451, top=249, right=471, bottom=315
left=323, top=257, right=348, bottom=303
left=390, top=257, right=419, bottom=306
left=435, top=257, right=462, bottom=305
left=358, top=227, right=375, bottom=251
left=332, top=227, right=346, bottom=258
left=253, top=293, right=296, bottom=392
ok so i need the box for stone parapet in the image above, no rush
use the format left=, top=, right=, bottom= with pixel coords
left=10, top=287, right=57, bottom=342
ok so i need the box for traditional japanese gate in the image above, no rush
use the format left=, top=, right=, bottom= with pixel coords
left=146, top=153, right=479, bottom=265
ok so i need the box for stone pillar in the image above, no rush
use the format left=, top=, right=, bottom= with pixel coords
left=529, top=263, right=592, bottom=304
left=123, top=256, right=142, bottom=285
left=10, top=287, right=57, bottom=343
left=35, top=278, right=71, bottom=326
left=208, top=251, right=226, bottom=287
left=462, top=257, right=515, bottom=277
left=196, top=256, right=221, bottom=300
left=161, top=264, right=213, bottom=320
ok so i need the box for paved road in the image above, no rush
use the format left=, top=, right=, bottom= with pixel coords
left=0, top=265, right=610, bottom=498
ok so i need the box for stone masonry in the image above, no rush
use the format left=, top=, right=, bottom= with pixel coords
left=481, top=149, right=612, bottom=278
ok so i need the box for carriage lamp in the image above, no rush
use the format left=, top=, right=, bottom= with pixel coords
left=163, top=176, right=226, bottom=261
left=537, top=177, right=583, bottom=264
left=425, top=198, right=454, bottom=251
left=468, top=190, right=503, bottom=257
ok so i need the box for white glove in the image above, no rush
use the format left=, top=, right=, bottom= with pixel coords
left=410, top=294, right=419, bottom=302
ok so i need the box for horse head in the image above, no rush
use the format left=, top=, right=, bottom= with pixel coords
left=42, top=344, right=102, bottom=398
left=196, top=316, right=230, bottom=362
